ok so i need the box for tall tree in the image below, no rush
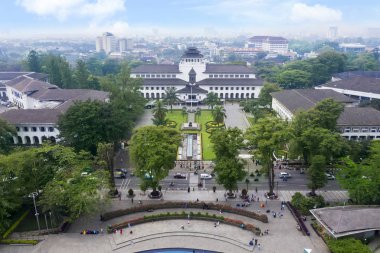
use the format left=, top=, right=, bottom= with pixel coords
left=164, top=87, right=178, bottom=112
left=204, top=92, right=220, bottom=110
left=129, top=126, right=181, bottom=196
left=26, top=50, right=41, bottom=72
left=317, top=51, right=347, bottom=75
left=0, top=118, right=16, bottom=154
left=74, top=60, right=90, bottom=88
left=307, top=155, right=327, bottom=195
left=214, top=157, right=246, bottom=196
left=212, top=105, right=226, bottom=125
left=258, top=82, right=281, bottom=107
left=246, top=116, right=291, bottom=196
left=152, top=100, right=168, bottom=126
left=276, top=69, right=312, bottom=89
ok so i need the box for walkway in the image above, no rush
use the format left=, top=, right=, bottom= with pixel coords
left=224, top=102, right=250, bottom=130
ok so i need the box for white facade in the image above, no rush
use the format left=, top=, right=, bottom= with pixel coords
left=316, top=86, right=380, bottom=101
left=95, top=32, right=117, bottom=54
left=13, top=124, right=59, bottom=145
left=246, top=36, right=289, bottom=54
left=339, top=125, right=380, bottom=140
left=272, top=98, right=294, bottom=121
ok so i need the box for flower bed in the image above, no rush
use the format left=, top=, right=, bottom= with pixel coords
left=165, top=120, right=177, bottom=128
left=101, top=201, right=268, bottom=223
left=0, top=239, right=38, bottom=245
left=108, top=211, right=261, bottom=235
left=205, top=121, right=225, bottom=129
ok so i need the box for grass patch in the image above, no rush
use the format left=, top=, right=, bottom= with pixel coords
left=195, top=110, right=215, bottom=160
left=166, top=110, right=187, bottom=130
left=247, top=117, right=255, bottom=126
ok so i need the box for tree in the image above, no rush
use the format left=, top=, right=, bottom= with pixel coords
left=258, top=82, right=281, bottom=107
left=0, top=118, right=16, bottom=154
left=204, top=92, right=220, bottom=110
left=276, top=69, right=312, bottom=89
left=164, top=87, right=178, bottom=112
left=327, top=238, right=371, bottom=253
left=40, top=54, right=73, bottom=88
left=212, top=105, right=226, bottom=125
left=152, top=100, right=168, bottom=126
left=214, top=157, right=246, bottom=196
left=96, top=143, right=115, bottom=186
left=246, top=116, right=291, bottom=195
left=338, top=142, right=380, bottom=205
left=317, top=51, right=347, bottom=75
left=307, top=155, right=327, bottom=195
left=129, top=126, right=181, bottom=196
left=58, top=101, right=132, bottom=154
left=26, top=50, right=41, bottom=72
left=74, top=60, right=90, bottom=88
left=210, top=128, right=244, bottom=159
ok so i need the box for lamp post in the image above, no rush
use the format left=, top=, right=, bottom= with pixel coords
left=190, top=85, right=193, bottom=110
left=49, top=211, right=53, bottom=230
left=29, top=192, right=40, bottom=233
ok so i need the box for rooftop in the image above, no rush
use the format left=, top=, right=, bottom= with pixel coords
left=131, top=64, right=181, bottom=74
left=181, top=47, right=203, bottom=58
left=176, top=85, right=208, bottom=94
left=337, top=107, right=380, bottom=126
left=322, top=76, right=380, bottom=94
left=0, top=72, right=49, bottom=82
left=142, top=79, right=188, bottom=86
left=5, top=75, right=58, bottom=94
left=271, top=89, right=355, bottom=114
left=332, top=71, right=380, bottom=80
left=310, top=206, right=380, bottom=238
left=0, top=109, right=61, bottom=124
left=204, top=64, right=254, bottom=74
left=197, top=78, right=264, bottom=86
left=249, top=36, right=288, bottom=43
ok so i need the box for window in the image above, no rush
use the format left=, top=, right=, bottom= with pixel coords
left=48, top=127, right=54, bottom=132
left=246, top=87, right=250, bottom=90
left=161, top=87, right=165, bottom=90
left=31, top=127, right=37, bottom=132
left=361, top=127, right=368, bottom=132
left=156, top=87, right=159, bottom=90
left=136, top=74, right=140, bottom=77
left=240, top=75, right=244, bottom=78
left=151, top=74, right=155, bottom=78
left=210, top=87, right=213, bottom=90
left=40, top=127, right=45, bottom=132
left=151, top=87, right=154, bottom=90
left=215, top=87, right=218, bottom=90
left=371, top=127, right=377, bottom=132
left=146, top=75, right=150, bottom=78
left=252, top=87, right=255, bottom=90
left=224, top=75, right=228, bottom=78
left=235, top=75, right=239, bottom=78
left=245, top=75, right=249, bottom=78
left=219, top=75, right=223, bottom=78
left=226, top=87, right=229, bottom=90
left=172, top=75, right=176, bottom=78
left=220, top=87, right=224, bottom=90
left=23, top=127, right=28, bottom=131
left=241, top=87, right=245, bottom=90
left=141, top=74, right=145, bottom=77
left=230, top=75, right=234, bottom=78
left=231, top=87, right=234, bottom=90
left=145, top=87, right=149, bottom=90
left=352, top=128, right=359, bottom=133
left=236, top=87, right=239, bottom=90
left=167, top=75, right=171, bottom=78
left=156, top=74, right=160, bottom=78
left=209, top=75, right=213, bottom=78
left=344, top=127, right=351, bottom=133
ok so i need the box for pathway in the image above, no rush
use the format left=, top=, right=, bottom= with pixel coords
left=224, top=102, right=250, bottom=130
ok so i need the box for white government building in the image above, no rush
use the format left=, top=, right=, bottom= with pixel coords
left=0, top=72, right=109, bottom=145
left=131, top=47, right=264, bottom=103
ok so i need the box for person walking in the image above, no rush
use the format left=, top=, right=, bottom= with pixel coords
left=131, top=198, right=134, bottom=204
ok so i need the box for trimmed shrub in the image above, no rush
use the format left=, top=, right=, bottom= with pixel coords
left=101, top=201, right=268, bottom=223
left=0, top=239, right=38, bottom=245
left=128, top=189, right=134, bottom=197
left=165, top=120, right=177, bottom=128
left=327, top=238, right=371, bottom=253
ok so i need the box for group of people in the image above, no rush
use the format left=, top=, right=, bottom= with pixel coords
left=249, top=238, right=261, bottom=250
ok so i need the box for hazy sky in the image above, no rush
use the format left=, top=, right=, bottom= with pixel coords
left=1, top=0, right=380, bottom=39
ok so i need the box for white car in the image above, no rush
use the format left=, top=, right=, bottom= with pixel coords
left=325, top=173, right=335, bottom=180
left=200, top=173, right=212, bottom=179
left=279, top=172, right=292, bottom=178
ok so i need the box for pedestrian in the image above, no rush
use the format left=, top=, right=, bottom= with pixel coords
left=100, top=228, right=103, bottom=234
left=216, top=198, right=218, bottom=202
left=181, top=225, right=184, bottom=230
left=196, top=198, right=199, bottom=202
left=128, top=223, right=131, bottom=229
left=255, top=239, right=258, bottom=245
left=217, top=221, right=220, bottom=226
left=258, top=244, right=261, bottom=251
left=120, top=228, right=123, bottom=235
left=130, top=230, right=133, bottom=234
left=131, top=198, right=134, bottom=204
left=138, top=200, right=142, bottom=205
left=214, top=223, right=217, bottom=228
left=255, top=187, right=258, bottom=193
left=187, top=220, right=190, bottom=225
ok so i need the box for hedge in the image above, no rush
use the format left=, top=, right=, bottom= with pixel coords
left=0, top=239, right=38, bottom=245
left=101, top=201, right=268, bottom=223
left=109, top=211, right=261, bottom=235
left=2, top=210, right=30, bottom=239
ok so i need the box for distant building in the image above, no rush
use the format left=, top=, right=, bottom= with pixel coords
left=339, top=43, right=366, bottom=53
left=95, top=32, right=117, bottom=54
left=245, top=36, right=288, bottom=54
left=131, top=47, right=264, bottom=102
left=328, top=26, right=338, bottom=40
left=317, top=72, right=380, bottom=101
left=271, top=89, right=380, bottom=140
left=0, top=72, right=48, bottom=99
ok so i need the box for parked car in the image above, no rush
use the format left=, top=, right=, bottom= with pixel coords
left=200, top=173, right=212, bottom=179
left=114, top=171, right=126, bottom=179
left=325, top=173, right=335, bottom=180
left=116, top=168, right=128, bottom=174
left=174, top=173, right=186, bottom=179
left=279, top=172, right=292, bottom=178
left=144, top=101, right=156, bottom=109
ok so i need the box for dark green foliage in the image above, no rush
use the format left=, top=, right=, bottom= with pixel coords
left=152, top=100, right=168, bottom=126
left=0, top=119, right=16, bottom=154
left=307, top=155, right=327, bottom=195
left=327, top=238, right=371, bottom=253
left=26, top=50, right=41, bottom=72
left=291, top=192, right=325, bottom=215
left=204, top=92, right=220, bottom=110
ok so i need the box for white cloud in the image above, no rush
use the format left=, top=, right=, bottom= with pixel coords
left=290, top=3, right=342, bottom=22
left=87, top=21, right=130, bottom=37
left=16, top=0, right=125, bottom=21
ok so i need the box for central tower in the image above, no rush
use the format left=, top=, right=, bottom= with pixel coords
left=178, top=47, right=206, bottom=82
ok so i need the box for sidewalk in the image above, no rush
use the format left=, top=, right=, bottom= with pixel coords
left=120, top=189, right=349, bottom=203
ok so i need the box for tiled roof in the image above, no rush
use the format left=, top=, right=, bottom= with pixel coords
left=204, top=64, right=254, bottom=74
left=332, top=71, right=380, bottom=80
left=197, top=78, right=264, bottom=86
left=5, top=76, right=58, bottom=93
left=131, top=64, right=180, bottom=73
left=181, top=47, right=203, bottom=58
left=338, top=107, right=380, bottom=126
left=0, top=109, right=61, bottom=124
left=249, top=36, right=288, bottom=43
left=321, top=77, right=380, bottom=94
left=0, top=72, right=31, bottom=81
left=177, top=85, right=208, bottom=94
left=142, top=79, right=188, bottom=86
left=271, top=89, right=355, bottom=114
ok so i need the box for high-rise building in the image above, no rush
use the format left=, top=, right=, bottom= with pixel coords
left=328, top=26, right=338, bottom=40
left=245, top=36, right=288, bottom=54
left=95, top=32, right=116, bottom=54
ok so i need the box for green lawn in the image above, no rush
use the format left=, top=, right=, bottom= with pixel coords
left=247, top=117, right=255, bottom=126
left=166, top=110, right=187, bottom=130
left=195, top=110, right=215, bottom=161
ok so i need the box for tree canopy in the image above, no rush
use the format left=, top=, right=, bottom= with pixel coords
left=204, top=92, right=220, bottom=110
left=152, top=100, right=168, bottom=126
left=212, top=105, right=226, bottom=125
left=129, top=126, right=181, bottom=194
left=0, top=118, right=16, bottom=154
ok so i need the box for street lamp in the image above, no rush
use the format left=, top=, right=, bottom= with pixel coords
left=190, top=85, right=193, bottom=110
left=29, top=192, right=40, bottom=233
left=49, top=211, right=53, bottom=230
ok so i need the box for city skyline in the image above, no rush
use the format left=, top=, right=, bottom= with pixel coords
left=1, top=0, right=380, bottom=39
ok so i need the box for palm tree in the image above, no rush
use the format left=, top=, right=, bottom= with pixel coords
left=204, top=92, right=220, bottom=110
left=164, top=87, right=178, bottom=112
left=212, top=105, right=226, bottom=125
left=152, top=100, right=168, bottom=126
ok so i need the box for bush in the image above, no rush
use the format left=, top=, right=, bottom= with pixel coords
left=128, top=189, right=134, bottom=197
left=2, top=210, right=29, bottom=239
left=327, top=238, right=371, bottom=253
left=291, top=192, right=325, bottom=215
left=0, top=239, right=38, bottom=245
left=165, top=120, right=177, bottom=128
